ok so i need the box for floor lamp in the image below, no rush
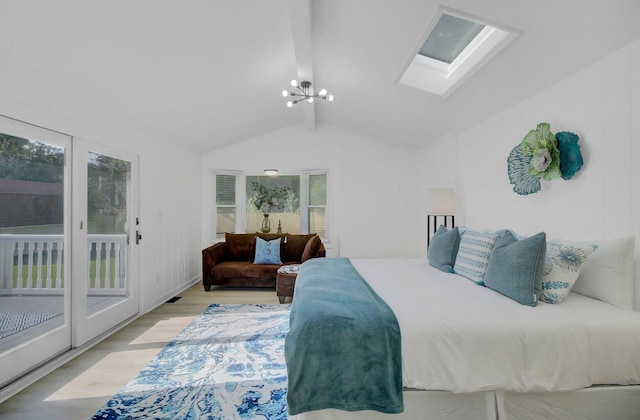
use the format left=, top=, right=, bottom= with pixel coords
left=427, top=188, right=456, bottom=248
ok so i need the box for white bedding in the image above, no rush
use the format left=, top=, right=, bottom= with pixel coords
left=349, top=258, right=640, bottom=393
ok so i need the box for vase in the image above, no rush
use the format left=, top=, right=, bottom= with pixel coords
left=261, top=214, right=271, bottom=233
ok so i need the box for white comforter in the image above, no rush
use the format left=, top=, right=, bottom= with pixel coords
left=350, top=258, right=640, bottom=393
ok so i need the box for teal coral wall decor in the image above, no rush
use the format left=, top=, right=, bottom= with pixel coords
left=556, top=131, right=583, bottom=180
left=508, top=123, right=583, bottom=195
left=507, top=145, right=541, bottom=195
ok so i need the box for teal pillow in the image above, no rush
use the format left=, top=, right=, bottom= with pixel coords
left=253, top=237, right=282, bottom=264
left=428, top=226, right=460, bottom=273
left=484, top=230, right=546, bottom=306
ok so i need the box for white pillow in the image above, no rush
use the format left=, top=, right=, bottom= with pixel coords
left=570, top=235, right=635, bottom=309
left=539, top=240, right=597, bottom=304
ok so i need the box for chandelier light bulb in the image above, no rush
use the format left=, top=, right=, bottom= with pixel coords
left=282, top=80, right=334, bottom=107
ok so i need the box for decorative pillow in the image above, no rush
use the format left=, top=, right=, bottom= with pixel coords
left=539, top=240, right=597, bottom=304
left=253, top=237, right=282, bottom=265
left=571, top=235, right=635, bottom=309
left=282, top=234, right=316, bottom=262
left=277, top=264, right=300, bottom=274
left=301, top=235, right=322, bottom=262
left=428, top=226, right=460, bottom=273
left=484, top=231, right=546, bottom=306
left=453, top=229, right=502, bottom=284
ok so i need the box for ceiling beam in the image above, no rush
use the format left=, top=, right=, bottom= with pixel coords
left=287, top=0, right=316, bottom=130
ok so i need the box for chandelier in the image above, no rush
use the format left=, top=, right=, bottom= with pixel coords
left=282, top=80, right=334, bottom=107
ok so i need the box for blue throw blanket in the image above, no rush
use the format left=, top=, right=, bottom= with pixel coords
left=285, top=258, right=403, bottom=415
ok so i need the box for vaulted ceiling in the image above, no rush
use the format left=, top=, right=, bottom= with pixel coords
left=2, top=0, right=640, bottom=152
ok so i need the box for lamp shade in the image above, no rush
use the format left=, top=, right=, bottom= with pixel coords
left=427, top=188, right=455, bottom=215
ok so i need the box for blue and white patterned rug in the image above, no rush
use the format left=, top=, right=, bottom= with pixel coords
left=0, top=312, right=62, bottom=340
left=93, top=304, right=291, bottom=419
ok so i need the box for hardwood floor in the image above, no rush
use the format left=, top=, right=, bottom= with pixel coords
left=0, top=283, right=280, bottom=419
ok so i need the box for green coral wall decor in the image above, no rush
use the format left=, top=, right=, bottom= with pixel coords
left=507, top=123, right=583, bottom=195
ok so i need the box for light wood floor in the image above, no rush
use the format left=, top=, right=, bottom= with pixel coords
left=0, top=283, right=279, bottom=419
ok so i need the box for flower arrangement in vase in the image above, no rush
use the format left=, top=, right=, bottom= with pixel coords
left=249, top=182, right=293, bottom=233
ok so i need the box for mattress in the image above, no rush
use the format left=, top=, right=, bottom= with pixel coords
left=347, top=258, right=640, bottom=393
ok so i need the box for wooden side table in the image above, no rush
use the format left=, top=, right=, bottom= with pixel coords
left=276, top=264, right=300, bottom=303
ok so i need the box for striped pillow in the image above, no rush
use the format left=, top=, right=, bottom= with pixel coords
left=453, top=229, right=502, bottom=284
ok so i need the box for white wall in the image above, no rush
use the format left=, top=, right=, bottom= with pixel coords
left=0, top=93, right=202, bottom=315
left=137, top=142, right=202, bottom=312
left=200, top=123, right=423, bottom=258
left=415, top=131, right=460, bottom=249
left=418, top=37, right=640, bottom=308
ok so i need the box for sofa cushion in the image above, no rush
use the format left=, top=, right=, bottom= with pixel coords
left=224, top=233, right=257, bottom=260
left=245, top=263, right=281, bottom=278
left=212, top=260, right=280, bottom=280
left=211, top=261, right=246, bottom=280
left=301, top=235, right=322, bottom=262
left=258, top=233, right=282, bottom=241
left=283, top=234, right=316, bottom=262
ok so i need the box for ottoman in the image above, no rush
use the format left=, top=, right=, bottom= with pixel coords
left=276, top=264, right=300, bottom=303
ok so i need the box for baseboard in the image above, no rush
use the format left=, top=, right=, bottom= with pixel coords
left=139, top=275, right=201, bottom=315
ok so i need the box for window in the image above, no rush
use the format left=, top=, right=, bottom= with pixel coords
left=215, top=173, right=237, bottom=237
left=246, top=175, right=300, bottom=234
left=398, top=8, right=519, bottom=97
left=213, top=171, right=328, bottom=240
left=308, top=173, right=327, bottom=238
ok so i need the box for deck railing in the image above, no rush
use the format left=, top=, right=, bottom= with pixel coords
left=0, top=234, right=127, bottom=295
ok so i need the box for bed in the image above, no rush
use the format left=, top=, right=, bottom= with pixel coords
left=285, top=252, right=640, bottom=420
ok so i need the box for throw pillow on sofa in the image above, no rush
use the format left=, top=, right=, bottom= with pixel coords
left=301, top=235, right=322, bottom=262
left=254, top=237, right=282, bottom=265
left=282, top=233, right=316, bottom=262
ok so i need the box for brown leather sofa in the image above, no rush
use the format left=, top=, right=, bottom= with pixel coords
left=202, top=232, right=325, bottom=291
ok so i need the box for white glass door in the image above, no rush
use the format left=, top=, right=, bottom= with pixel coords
left=72, top=140, right=138, bottom=347
left=0, top=116, right=72, bottom=388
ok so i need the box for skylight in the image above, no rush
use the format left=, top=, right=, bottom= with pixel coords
left=419, top=14, right=485, bottom=64
left=398, top=8, right=520, bottom=97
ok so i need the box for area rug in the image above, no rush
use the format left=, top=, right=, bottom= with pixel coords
left=93, top=303, right=291, bottom=419
left=0, top=312, right=62, bottom=340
